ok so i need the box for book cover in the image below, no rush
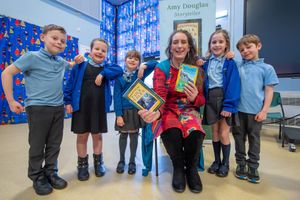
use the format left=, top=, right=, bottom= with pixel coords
left=123, top=79, right=165, bottom=112
left=175, top=64, right=199, bottom=92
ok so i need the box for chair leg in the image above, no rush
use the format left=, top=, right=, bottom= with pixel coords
left=281, top=128, right=285, bottom=147
left=155, top=138, right=159, bottom=176
left=279, top=122, right=282, bottom=140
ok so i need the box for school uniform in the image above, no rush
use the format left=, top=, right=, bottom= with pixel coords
left=232, top=59, right=279, bottom=169
left=14, top=48, right=70, bottom=181
left=113, top=60, right=157, bottom=132
left=64, top=60, right=123, bottom=134
left=202, top=55, right=241, bottom=126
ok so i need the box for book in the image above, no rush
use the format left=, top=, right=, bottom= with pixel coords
left=175, top=64, right=199, bottom=92
left=123, top=78, right=165, bottom=111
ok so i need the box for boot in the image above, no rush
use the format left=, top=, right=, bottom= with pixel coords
left=184, top=132, right=204, bottom=193
left=77, top=155, right=89, bottom=181
left=93, top=153, right=106, bottom=177
left=161, top=129, right=186, bottom=193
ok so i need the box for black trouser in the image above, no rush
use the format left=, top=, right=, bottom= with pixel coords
left=232, top=112, right=262, bottom=169
left=160, top=128, right=204, bottom=169
left=26, top=105, right=64, bottom=181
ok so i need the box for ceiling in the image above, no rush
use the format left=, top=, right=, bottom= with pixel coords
left=106, top=0, right=131, bottom=6
left=106, top=0, right=228, bottom=12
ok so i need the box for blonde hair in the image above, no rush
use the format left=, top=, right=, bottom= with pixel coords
left=236, top=34, right=261, bottom=50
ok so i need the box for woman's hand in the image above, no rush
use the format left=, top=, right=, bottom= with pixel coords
left=184, top=81, right=198, bottom=102
left=138, top=109, right=160, bottom=123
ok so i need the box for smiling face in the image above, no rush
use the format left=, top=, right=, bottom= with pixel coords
left=238, top=42, right=261, bottom=61
left=170, top=32, right=190, bottom=63
left=40, top=30, right=67, bottom=55
left=210, top=32, right=227, bottom=57
left=125, top=56, right=140, bottom=72
left=90, top=40, right=108, bottom=64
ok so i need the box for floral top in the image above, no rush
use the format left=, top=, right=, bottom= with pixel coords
left=153, top=64, right=206, bottom=138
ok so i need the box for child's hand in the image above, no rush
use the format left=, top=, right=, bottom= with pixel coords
left=8, top=100, right=24, bottom=114
left=255, top=111, right=267, bottom=122
left=184, top=82, right=198, bottom=103
left=74, top=54, right=85, bottom=64
left=95, top=74, right=103, bottom=86
left=225, top=51, right=235, bottom=59
left=220, top=110, right=232, bottom=118
left=117, top=116, right=125, bottom=127
left=196, top=58, right=205, bottom=67
left=138, top=63, right=147, bottom=79
left=65, top=105, right=73, bottom=114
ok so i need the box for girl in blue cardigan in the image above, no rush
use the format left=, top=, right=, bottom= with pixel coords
left=113, top=50, right=157, bottom=174
left=202, top=29, right=240, bottom=177
left=64, top=38, right=123, bottom=181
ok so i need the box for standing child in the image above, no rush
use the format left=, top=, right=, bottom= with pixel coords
left=233, top=34, right=279, bottom=183
left=1, top=24, right=83, bottom=195
left=64, top=38, right=123, bottom=181
left=113, top=50, right=157, bottom=174
left=202, top=29, right=240, bottom=177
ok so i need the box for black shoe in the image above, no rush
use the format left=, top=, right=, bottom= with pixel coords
left=247, top=167, right=260, bottom=184
left=288, top=143, right=296, bottom=152
left=128, top=162, right=136, bottom=175
left=77, top=155, right=89, bottom=181
left=116, top=161, right=125, bottom=174
left=235, top=165, right=247, bottom=180
left=172, top=167, right=186, bottom=193
left=47, top=174, right=68, bottom=189
left=186, top=168, right=202, bottom=193
left=216, top=163, right=229, bottom=177
left=93, top=154, right=106, bottom=177
left=207, top=161, right=220, bottom=174
left=33, top=175, right=53, bottom=195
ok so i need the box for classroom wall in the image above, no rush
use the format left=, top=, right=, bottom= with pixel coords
left=0, top=0, right=100, bottom=46
left=219, top=0, right=300, bottom=92
left=1, top=0, right=299, bottom=92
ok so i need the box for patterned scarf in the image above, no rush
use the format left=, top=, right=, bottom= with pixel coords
left=123, top=69, right=136, bottom=83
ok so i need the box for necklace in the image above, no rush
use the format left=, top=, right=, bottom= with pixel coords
left=171, top=60, right=181, bottom=69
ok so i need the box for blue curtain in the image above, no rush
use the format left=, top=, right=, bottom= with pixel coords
left=116, top=0, right=159, bottom=67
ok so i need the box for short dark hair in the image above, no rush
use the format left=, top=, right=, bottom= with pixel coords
left=42, top=24, right=66, bottom=34
left=90, top=38, right=109, bottom=50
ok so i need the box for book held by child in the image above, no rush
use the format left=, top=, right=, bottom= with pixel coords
left=123, top=79, right=165, bottom=111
